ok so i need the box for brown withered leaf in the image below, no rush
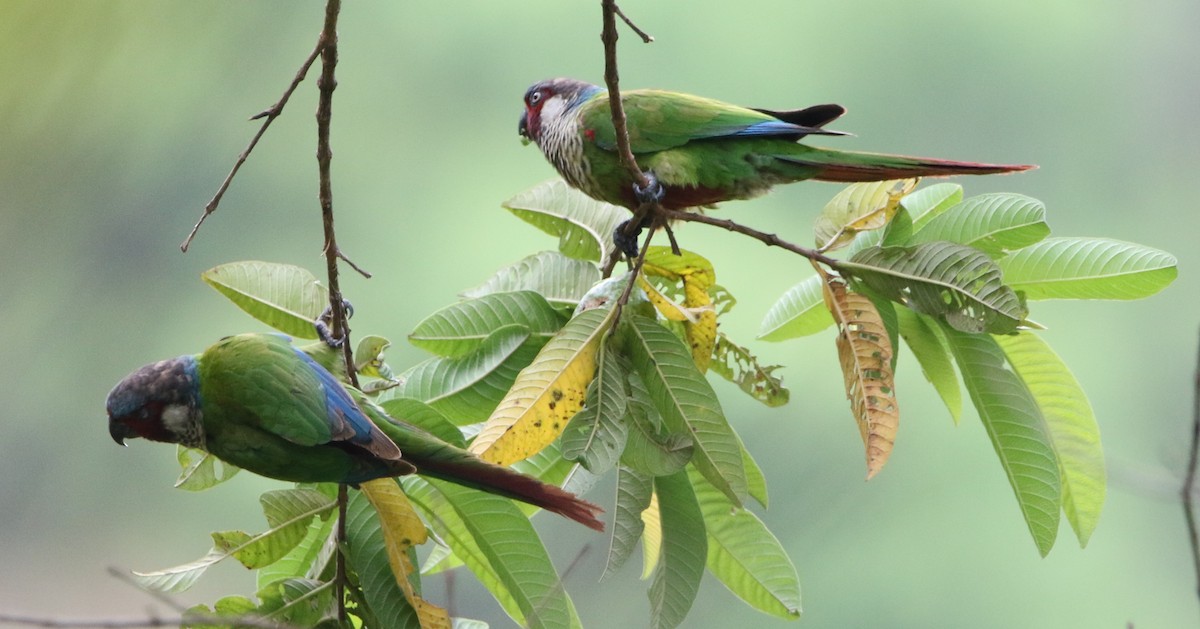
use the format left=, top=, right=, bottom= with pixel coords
left=817, top=267, right=899, bottom=479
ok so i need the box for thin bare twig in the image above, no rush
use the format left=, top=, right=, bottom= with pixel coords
left=613, top=4, right=653, bottom=42
left=180, top=38, right=324, bottom=252
left=310, top=0, right=355, bottom=622
left=1184, top=327, right=1200, bottom=606
left=658, top=208, right=843, bottom=269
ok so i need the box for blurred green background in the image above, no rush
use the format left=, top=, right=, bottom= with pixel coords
left=1, top=1, right=1196, bottom=627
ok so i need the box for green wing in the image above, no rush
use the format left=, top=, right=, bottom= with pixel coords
left=199, top=333, right=336, bottom=447
left=581, top=89, right=784, bottom=154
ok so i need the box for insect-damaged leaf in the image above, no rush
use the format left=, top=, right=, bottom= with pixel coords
left=813, top=179, right=918, bottom=252
left=642, top=247, right=719, bottom=372
left=819, top=270, right=899, bottom=479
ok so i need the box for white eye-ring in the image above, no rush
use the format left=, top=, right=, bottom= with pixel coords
left=529, top=91, right=543, bottom=105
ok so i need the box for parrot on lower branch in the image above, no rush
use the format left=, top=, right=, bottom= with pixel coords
left=518, top=77, right=1032, bottom=210
left=106, top=332, right=605, bottom=531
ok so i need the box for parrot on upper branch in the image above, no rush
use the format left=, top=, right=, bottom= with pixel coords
left=518, top=77, right=1032, bottom=211
left=106, top=332, right=604, bottom=531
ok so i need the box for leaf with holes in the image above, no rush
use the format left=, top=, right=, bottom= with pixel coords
left=820, top=273, right=898, bottom=479
left=845, top=241, right=1028, bottom=334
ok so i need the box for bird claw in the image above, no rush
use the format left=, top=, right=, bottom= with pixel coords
left=613, top=220, right=642, bottom=258
left=632, top=171, right=665, bottom=205
left=315, top=299, right=354, bottom=348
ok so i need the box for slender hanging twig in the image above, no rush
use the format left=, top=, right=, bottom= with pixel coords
left=1183, top=327, right=1200, bottom=608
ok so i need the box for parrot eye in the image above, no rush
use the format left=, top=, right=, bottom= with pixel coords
left=529, top=91, right=543, bottom=106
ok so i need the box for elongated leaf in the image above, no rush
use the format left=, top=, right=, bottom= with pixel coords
left=258, top=578, right=335, bottom=627
left=641, top=493, right=663, bottom=580
left=256, top=511, right=337, bottom=591
left=740, top=440, right=769, bottom=510
left=648, top=470, right=707, bottom=629
left=688, top=466, right=800, bottom=619
left=820, top=273, right=899, bottom=479
left=175, top=446, right=239, bottom=491
left=133, top=489, right=336, bottom=592
left=603, top=466, right=655, bottom=580
left=561, top=341, right=629, bottom=474
left=846, top=241, right=1028, bottom=334
left=709, top=333, right=789, bottom=407
left=380, top=398, right=466, bottom=448
left=759, top=278, right=834, bottom=341
left=901, top=182, right=964, bottom=228
left=213, top=490, right=338, bottom=570
left=625, top=317, right=748, bottom=505
left=504, top=179, right=628, bottom=262
left=388, top=325, right=538, bottom=424
left=910, top=193, right=1049, bottom=256
left=895, top=309, right=962, bottom=424
left=471, top=305, right=616, bottom=465
left=201, top=261, right=327, bottom=338
left=814, top=179, right=918, bottom=252
left=941, top=327, right=1061, bottom=556
left=423, top=478, right=575, bottom=629
left=346, top=490, right=422, bottom=629
left=464, top=251, right=601, bottom=309
left=642, top=247, right=719, bottom=371
left=359, top=479, right=451, bottom=628
left=621, top=393, right=694, bottom=478
left=403, top=478, right=525, bottom=623
left=996, top=333, right=1105, bottom=547
left=998, top=237, right=1178, bottom=300
left=410, top=291, right=565, bottom=358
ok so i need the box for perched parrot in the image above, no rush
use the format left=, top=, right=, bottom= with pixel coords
left=106, top=333, right=604, bottom=531
left=518, top=77, right=1032, bottom=210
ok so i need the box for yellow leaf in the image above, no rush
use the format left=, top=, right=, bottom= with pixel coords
left=360, top=479, right=451, bottom=629
left=814, top=179, right=919, bottom=252
left=637, top=276, right=695, bottom=322
left=470, top=306, right=616, bottom=465
left=818, top=269, right=899, bottom=479
left=640, top=492, right=662, bottom=580
left=643, top=247, right=719, bottom=372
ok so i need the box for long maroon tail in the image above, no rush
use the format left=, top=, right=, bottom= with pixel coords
left=782, top=147, right=1035, bottom=183
left=415, top=454, right=605, bottom=531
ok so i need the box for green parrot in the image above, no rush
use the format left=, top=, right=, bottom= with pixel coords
left=518, top=77, right=1032, bottom=210
left=106, top=333, right=604, bottom=531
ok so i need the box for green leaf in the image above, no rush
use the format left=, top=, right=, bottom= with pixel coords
left=213, top=490, right=338, bottom=570
left=603, top=466, right=655, bottom=580
left=688, top=466, right=801, bottom=619
left=813, top=179, right=917, bottom=252
left=256, top=506, right=337, bottom=591
left=738, top=436, right=769, bottom=509
left=403, top=478, right=525, bottom=623
left=421, top=478, right=576, bottom=629
left=504, top=179, right=629, bottom=263
left=941, top=327, right=1061, bottom=556
left=895, top=309, right=962, bottom=424
left=354, top=335, right=394, bottom=380
left=709, top=332, right=790, bottom=407
left=409, top=291, right=565, bottom=358
left=910, top=193, right=1049, bottom=256
left=387, top=324, right=539, bottom=424
left=902, top=182, right=965, bottom=229
left=464, top=251, right=602, bottom=310
left=379, top=398, right=466, bottom=448
left=648, top=470, right=707, bottom=629
left=174, top=446, right=239, bottom=491
left=201, top=261, right=327, bottom=338
left=345, top=491, right=421, bottom=629
left=759, top=278, right=834, bottom=341
left=624, top=317, right=749, bottom=505
left=561, top=341, right=629, bottom=474
left=846, top=242, right=1028, bottom=334
left=998, top=237, right=1178, bottom=300
left=257, top=578, right=336, bottom=627
left=133, top=489, right=335, bottom=592
left=996, top=332, right=1105, bottom=547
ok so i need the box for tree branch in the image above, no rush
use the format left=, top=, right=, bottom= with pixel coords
left=1184, top=327, right=1200, bottom=606
left=658, top=208, right=843, bottom=268
left=311, top=0, right=355, bottom=622
left=180, top=34, right=324, bottom=252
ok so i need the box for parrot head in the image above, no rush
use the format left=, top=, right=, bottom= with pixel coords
left=106, top=356, right=205, bottom=449
left=518, top=78, right=602, bottom=147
